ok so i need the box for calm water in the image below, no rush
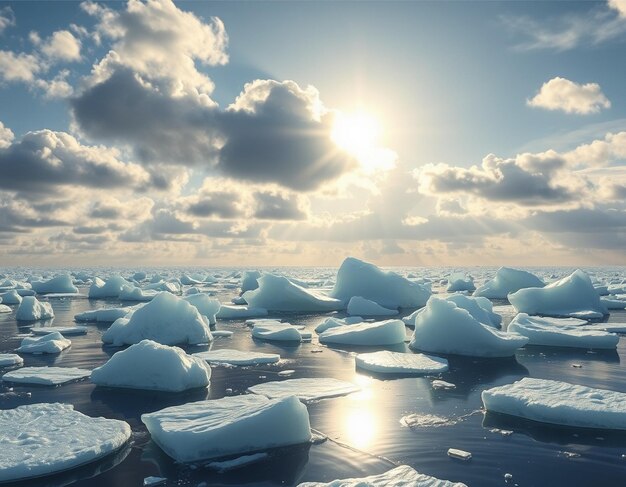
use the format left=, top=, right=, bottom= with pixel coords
left=1, top=267, right=626, bottom=487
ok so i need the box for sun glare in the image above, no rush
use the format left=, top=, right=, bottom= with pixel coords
left=332, top=111, right=381, bottom=156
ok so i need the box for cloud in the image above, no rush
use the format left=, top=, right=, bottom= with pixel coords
left=0, top=197, right=68, bottom=233
left=609, top=0, right=626, bottom=17
left=88, top=196, right=153, bottom=220
left=0, top=122, right=14, bottom=149
left=0, top=6, right=15, bottom=34
left=0, top=51, right=41, bottom=83
left=253, top=190, right=308, bottom=220
left=527, top=77, right=611, bottom=114
left=34, top=70, right=73, bottom=98
left=40, top=30, right=81, bottom=62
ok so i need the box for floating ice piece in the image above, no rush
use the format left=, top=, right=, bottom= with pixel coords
left=17, top=331, right=70, bottom=354
left=509, top=270, right=608, bottom=318
left=181, top=274, right=203, bottom=286
left=444, top=294, right=501, bottom=328
left=319, top=320, right=407, bottom=346
left=0, top=403, right=130, bottom=482
left=0, top=290, right=22, bottom=304
left=31, top=274, right=78, bottom=294
left=601, top=297, right=626, bottom=310
left=193, top=349, right=280, bottom=366
left=91, top=340, right=211, bottom=392
left=297, top=465, right=467, bottom=487
left=89, top=276, right=129, bottom=299
left=401, top=413, right=458, bottom=428
left=432, top=380, right=456, bottom=390
left=347, top=296, right=398, bottom=317
left=132, top=271, right=147, bottom=282
left=248, top=377, right=359, bottom=402
left=184, top=293, right=221, bottom=325
left=145, top=280, right=181, bottom=294
left=507, top=313, right=619, bottom=349
left=446, top=273, right=475, bottom=292
left=102, top=292, right=212, bottom=346
left=212, top=330, right=233, bottom=337
left=207, top=452, right=268, bottom=472
left=474, top=267, right=545, bottom=299
left=482, top=377, right=626, bottom=430
left=447, top=448, right=472, bottom=461
left=330, top=257, right=431, bottom=308
left=15, top=296, right=54, bottom=321
left=315, top=316, right=363, bottom=334
left=0, top=354, right=23, bottom=367
left=243, top=273, right=343, bottom=313
left=241, top=270, right=261, bottom=293
left=217, top=305, right=268, bottom=320
left=584, top=322, right=626, bottom=333
left=2, top=366, right=90, bottom=385
left=143, top=476, right=166, bottom=486
left=75, top=306, right=134, bottom=323
left=570, top=310, right=604, bottom=320
left=252, top=321, right=311, bottom=342
left=409, top=298, right=528, bottom=358
left=0, top=304, right=9, bottom=313
left=141, top=395, right=311, bottom=462
left=118, top=285, right=158, bottom=302
left=31, top=325, right=88, bottom=336
left=355, top=350, right=448, bottom=375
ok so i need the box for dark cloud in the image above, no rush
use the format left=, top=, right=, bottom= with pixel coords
left=253, top=191, right=307, bottom=220
left=0, top=200, right=68, bottom=233
left=186, top=192, right=244, bottom=218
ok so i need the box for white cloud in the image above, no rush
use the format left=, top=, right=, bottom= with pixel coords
left=527, top=77, right=611, bottom=114
left=608, top=0, right=626, bottom=17
left=0, top=122, right=14, bottom=149
left=0, top=51, right=41, bottom=82
left=40, top=30, right=81, bottom=61
left=0, top=6, right=15, bottom=34
left=35, top=70, right=73, bottom=98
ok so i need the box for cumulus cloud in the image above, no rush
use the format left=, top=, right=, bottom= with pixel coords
left=528, top=77, right=611, bottom=114
left=39, top=30, right=81, bottom=62
left=0, top=6, right=15, bottom=34
left=0, top=197, right=68, bottom=232
left=0, top=122, right=14, bottom=149
left=34, top=70, right=73, bottom=98
left=0, top=51, right=41, bottom=83
left=609, top=0, right=626, bottom=17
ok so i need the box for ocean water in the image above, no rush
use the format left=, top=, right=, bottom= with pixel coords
left=1, top=266, right=626, bottom=487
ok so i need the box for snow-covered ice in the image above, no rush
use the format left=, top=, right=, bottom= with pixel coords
left=91, top=340, right=211, bottom=392
left=118, top=285, right=158, bottom=302
left=507, top=313, right=619, bottom=349
left=17, top=331, right=71, bottom=354
left=31, top=274, right=78, bottom=294
left=248, top=377, right=359, bottom=402
left=347, top=296, right=398, bottom=316
left=0, top=304, right=9, bottom=313
left=2, top=366, right=90, bottom=385
left=446, top=272, right=475, bottom=292
left=314, top=316, right=363, bottom=334
left=243, top=273, right=343, bottom=312
left=409, top=298, right=528, bottom=357
left=0, top=354, right=23, bottom=367
left=16, top=296, right=54, bottom=321
left=183, top=293, right=221, bottom=325
left=297, top=465, right=467, bottom=487
left=355, top=350, right=449, bottom=375
left=252, top=321, right=311, bottom=342
left=508, top=270, right=608, bottom=318
left=102, top=292, right=212, bottom=346
left=88, top=276, right=129, bottom=299
left=482, top=377, right=626, bottom=430
left=216, top=305, right=269, bottom=320
left=193, top=349, right=281, bottom=366
left=141, top=395, right=311, bottom=462
left=319, top=320, right=407, bottom=346
left=444, top=294, right=501, bottom=328
left=31, top=325, right=88, bottom=336
left=0, top=403, right=130, bottom=482
left=330, top=257, right=430, bottom=308
left=474, top=267, right=545, bottom=299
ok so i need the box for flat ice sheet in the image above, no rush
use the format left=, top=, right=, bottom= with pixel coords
left=0, top=354, right=23, bottom=367
left=193, top=349, right=280, bottom=366
left=248, top=377, right=359, bottom=402
left=0, top=403, right=130, bottom=482
left=297, top=465, right=467, bottom=486
left=2, top=366, right=91, bottom=385
left=31, top=326, right=88, bottom=336
left=355, top=350, right=449, bottom=375
left=482, top=377, right=626, bottom=430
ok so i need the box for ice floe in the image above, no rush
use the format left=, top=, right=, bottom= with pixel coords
left=314, top=316, right=363, bottom=334
left=31, top=275, right=78, bottom=295
left=0, top=304, right=9, bottom=313
left=248, top=377, right=359, bottom=402
left=141, top=395, right=311, bottom=462
left=347, top=296, right=398, bottom=316
left=0, top=354, right=23, bottom=367
left=474, top=267, right=545, bottom=299
left=118, top=285, right=158, bottom=302
left=31, top=325, right=88, bottom=336
left=2, top=366, right=90, bottom=385
left=75, top=306, right=134, bottom=323
left=355, top=350, right=449, bottom=375
left=216, top=305, right=269, bottom=320
left=482, top=377, right=626, bottom=430
left=91, top=340, right=211, bottom=392
left=0, top=403, right=130, bottom=482
left=17, top=331, right=71, bottom=354
left=15, top=296, right=54, bottom=321
left=88, top=276, right=129, bottom=299
left=409, top=298, right=528, bottom=357
left=252, top=321, right=311, bottom=342
left=319, top=320, right=407, bottom=346
left=193, top=349, right=281, bottom=366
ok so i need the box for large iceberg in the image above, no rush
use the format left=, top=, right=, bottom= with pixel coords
left=248, top=377, right=359, bottom=402
left=15, top=296, right=54, bottom=321
left=409, top=298, right=528, bottom=357
left=102, top=292, right=212, bottom=346
left=355, top=350, right=449, bottom=375
left=482, top=377, right=626, bottom=430
left=508, top=270, right=608, bottom=317
left=474, top=267, right=545, bottom=299
left=193, top=349, right=281, bottom=366
left=330, top=257, right=430, bottom=308
left=183, top=293, right=221, bottom=325
left=297, top=465, right=467, bottom=487
left=347, top=296, right=398, bottom=316
left=89, top=276, right=129, bottom=299
left=17, top=331, right=71, bottom=354
left=31, top=275, right=78, bottom=294
left=141, top=395, right=311, bottom=462
left=318, top=320, right=407, bottom=346
left=91, top=340, right=211, bottom=392
left=243, top=273, right=343, bottom=312
left=2, top=366, right=91, bottom=385
left=507, top=313, right=619, bottom=349
left=0, top=403, right=130, bottom=482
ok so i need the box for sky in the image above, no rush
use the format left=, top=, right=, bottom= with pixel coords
left=0, top=0, right=625, bottom=267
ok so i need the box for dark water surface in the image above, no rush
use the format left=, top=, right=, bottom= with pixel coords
left=1, top=278, right=626, bottom=487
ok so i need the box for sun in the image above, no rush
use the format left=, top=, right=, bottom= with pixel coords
left=331, top=111, right=381, bottom=157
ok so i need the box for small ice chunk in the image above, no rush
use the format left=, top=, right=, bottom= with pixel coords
left=248, top=377, right=359, bottom=402
left=0, top=354, right=23, bottom=367
left=432, top=380, right=456, bottom=390
left=141, top=395, right=311, bottom=462
left=297, top=465, right=467, bottom=486
left=193, top=349, right=280, bottom=366
left=314, top=316, right=363, bottom=334
left=31, top=326, right=88, bottom=336
left=17, top=332, right=70, bottom=354
left=355, top=351, right=448, bottom=375
left=15, top=296, right=54, bottom=321
left=278, top=369, right=296, bottom=377
left=217, top=305, right=268, bottom=320
left=318, top=320, right=407, bottom=346
left=347, top=296, right=398, bottom=317
left=88, top=276, right=129, bottom=298
left=0, top=290, right=22, bottom=304
left=206, top=452, right=268, bottom=472
left=447, top=448, right=472, bottom=460
left=482, top=377, right=626, bottom=430
left=118, top=285, right=158, bottom=302
left=252, top=321, right=310, bottom=342
left=75, top=306, right=134, bottom=323
left=143, top=476, right=166, bottom=486
left=0, top=304, right=10, bottom=313
left=0, top=403, right=130, bottom=482
left=474, top=267, right=545, bottom=299
left=2, top=366, right=90, bottom=385
left=212, top=330, right=233, bottom=337
left=446, top=273, right=475, bottom=292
